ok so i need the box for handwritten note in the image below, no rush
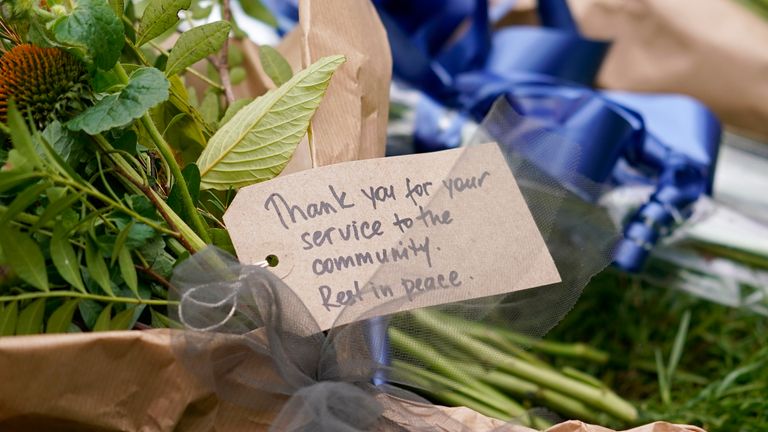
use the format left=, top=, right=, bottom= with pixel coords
left=224, top=143, right=561, bottom=329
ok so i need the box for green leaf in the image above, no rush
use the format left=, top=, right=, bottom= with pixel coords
left=41, top=122, right=87, bottom=169
left=109, top=0, right=125, bottom=17
left=118, top=248, right=139, bottom=297
left=110, top=221, right=134, bottom=266
left=165, top=21, right=231, bottom=77
left=166, top=74, right=214, bottom=137
left=37, top=129, right=87, bottom=183
left=190, top=1, right=213, bottom=19
left=239, top=0, right=278, bottom=26
left=33, top=192, right=84, bottom=231
left=219, top=98, right=253, bottom=127
left=230, top=66, right=246, bottom=85
left=0, top=302, right=18, bottom=336
left=209, top=228, right=236, bottom=255
left=151, top=308, right=181, bottom=329
left=7, top=101, right=42, bottom=169
left=0, top=227, right=49, bottom=292
left=0, top=181, right=50, bottom=226
left=258, top=45, right=293, bottom=86
left=0, top=171, right=39, bottom=194
left=197, top=55, right=345, bottom=190
left=110, top=306, right=137, bottom=330
left=85, top=237, right=114, bottom=296
left=51, top=225, right=86, bottom=292
left=46, top=300, right=80, bottom=333
left=228, top=43, right=243, bottom=68
left=199, top=90, right=220, bottom=126
left=16, top=299, right=46, bottom=335
left=93, top=304, right=112, bottom=331
left=67, top=68, right=170, bottom=135
left=137, top=0, right=192, bottom=47
left=78, top=300, right=102, bottom=329
left=52, top=0, right=125, bottom=70
left=167, top=163, right=201, bottom=219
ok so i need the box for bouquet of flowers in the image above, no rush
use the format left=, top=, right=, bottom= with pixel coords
left=0, top=0, right=343, bottom=335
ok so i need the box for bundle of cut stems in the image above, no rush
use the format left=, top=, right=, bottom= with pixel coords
left=390, top=310, right=638, bottom=429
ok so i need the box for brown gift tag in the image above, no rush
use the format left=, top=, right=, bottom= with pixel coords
left=224, top=143, right=561, bottom=330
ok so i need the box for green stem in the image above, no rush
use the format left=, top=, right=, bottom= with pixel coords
left=112, top=64, right=210, bottom=244
left=393, top=360, right=514, bottom=422
left=147, top=40, right=224, bottom=91
left=92, top=135, right=206, bottom=251
left=389, top=327, right=527, bottom=418
left=438, top=311, right=609, bottom=364
left=138, top=115, right=210, bottom=243
left=51, top=174, right=176, bottom=237
left=411, top=310, right=638, bottom=423
left=0, top=204, right=40, bottom=226
left=0, top=290, right=177, bottom=306
left=477, top=369, right=605, bottom=424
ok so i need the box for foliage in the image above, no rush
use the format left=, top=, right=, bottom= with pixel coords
left=0, top=0, right=343, bottom=335
left=547, top=270, right=768, bottom=432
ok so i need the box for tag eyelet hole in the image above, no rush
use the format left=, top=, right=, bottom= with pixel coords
left=265, top=254, right=279, bottom=267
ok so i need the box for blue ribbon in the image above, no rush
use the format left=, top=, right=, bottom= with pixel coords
left=375, top=0, right=721, bottom=272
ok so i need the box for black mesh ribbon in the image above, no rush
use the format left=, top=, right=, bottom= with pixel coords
left=169, top=98, right=621, bottom=431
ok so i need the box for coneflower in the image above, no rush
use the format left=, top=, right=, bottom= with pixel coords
left=0, top=44, right=91, bottom=128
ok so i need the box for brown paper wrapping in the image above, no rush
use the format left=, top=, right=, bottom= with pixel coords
left=0, top=330, right=705, bottom=432
left=498, top=0, right=768, bottom=140
left=231, top=0, right=391, bottom=174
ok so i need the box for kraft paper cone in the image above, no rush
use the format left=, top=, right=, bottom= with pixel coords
left=496, top=0, right=768, bottom=140
left=233, top=0, right=391, bottom=174
left=0, top=330, right=705, bottom=432
left=570, top=0, right=768, bottom=140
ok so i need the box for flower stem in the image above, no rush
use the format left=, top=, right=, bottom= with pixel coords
left=411, top=310, right=638, bottom=422
left=392, top=360, right=515, bottom=422
left=113, top=64, right=211, bottom=245
left=91, top=134, right=206, bottom=252
left=438, top=311, right=609, bottom=364
left=388, top=327, right=527, bottom=418
left=0, top=290, right=177, bottom=306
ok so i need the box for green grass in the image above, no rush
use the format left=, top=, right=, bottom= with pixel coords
left=547, top=270, right=768, bottom=431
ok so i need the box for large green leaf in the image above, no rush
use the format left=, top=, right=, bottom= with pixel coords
left=137, top=0, right=192, bottom=46
left=196, top=55, right=345, bottom=190
left=0, top=227, right=49, bottom=292
left=16, top=299, right=46, bottom=335
left=52, top=0, right=124, bottom=70
left=51, top=225, right=86, bottom=292
left=259, top=45, right=292, bottom=86
left=67, top=68, right=170, bottom=135
left=165, top=21, right=231, bottom=77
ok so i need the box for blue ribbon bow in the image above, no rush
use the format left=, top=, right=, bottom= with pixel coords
left=374, top=0, right=721, bottom=272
